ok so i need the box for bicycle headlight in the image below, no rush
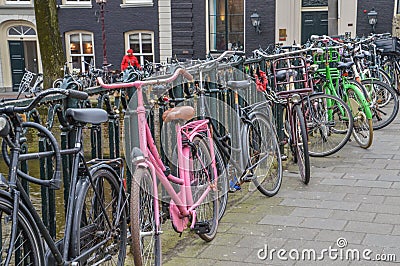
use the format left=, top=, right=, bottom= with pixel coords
left=0, top=116, right=9, bottom=137
left=291, top=94, right=301, bottom=104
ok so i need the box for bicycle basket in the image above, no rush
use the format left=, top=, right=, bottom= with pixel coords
left=374, top=37, right=400, bottom=55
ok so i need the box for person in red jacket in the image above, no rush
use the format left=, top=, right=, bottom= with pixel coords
left=120, top=49, right=141, bottom=71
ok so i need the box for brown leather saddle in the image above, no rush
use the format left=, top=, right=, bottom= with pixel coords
left=162, top=106, right=195, bottom=123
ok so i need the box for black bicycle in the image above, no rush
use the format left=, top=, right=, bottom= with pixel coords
left=0, top=88, right=127, bottom=265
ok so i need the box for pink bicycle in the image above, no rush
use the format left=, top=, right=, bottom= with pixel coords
left=98, top=68, right=220, bottom=265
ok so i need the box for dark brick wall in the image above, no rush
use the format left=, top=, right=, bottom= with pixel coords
left=245, top=0, right=275, bottom=55
left=356, top=0, right=395, bottom=36
left=57, top=0, right=159, bottom=69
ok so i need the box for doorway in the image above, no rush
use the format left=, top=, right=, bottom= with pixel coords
left=9, top=40, right=38, bottom=91
left=301, top=11, right=328, bottom=44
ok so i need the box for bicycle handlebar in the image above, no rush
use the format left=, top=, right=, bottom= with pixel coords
left=253, top=43, right=315, bottom=59
left=97, top=67, right=194, bottom=89
left=0, top=89, right=89, bottom=115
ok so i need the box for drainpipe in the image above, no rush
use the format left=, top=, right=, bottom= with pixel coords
left=328, top=0, right=338, bottom=36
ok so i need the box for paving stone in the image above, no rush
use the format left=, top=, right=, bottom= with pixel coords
left=320, top=179, right=357, bottom=186
left=374, top=213, right=400, bottom=225
left=368, top=188, right=400, bottom=197
left=164, top=257, right=217, bottom=266
left=278, top=191, right=346, bottom=201
left=317, top=200, right=360, bottom=211
left=392, top=225, right=400, bottom=235
left=289, top=207, right=332, bottom=218
left=342, top=173, right=378, bottom=181
left=342, top=194, right=385, bottom=204
left=377, top=174, right=400, bottom=182
left=344, top=221, right=393, bottom=234
left=236, top=236, right=286, bottom=250
left=363, top=234, right=400, bottom=248
left=227, top=224, right=276, bottom=237
left=198, top=245, right=253, bottom=261
left=300, top=218, right=347, bottom=230
left=353, top=180, right=392, bottom=188
left=330, top=186, right=371, bottom=195
left=259, top=215, right=304, bottom=227
left=268, top=227, right=320, bottom=241
left=329, top=210, right=376, bottom=222
left=314, top=230, right=365, bottom=244
left=245, top=248, right=297, bottom=265
left=208, top=233, right=244, bottom=246
left=280, top=198, right=320, bottom=208
left=357, top=203, right=400, bottom=214
left=391, top=182, right=400, bottom=189
left=361, top=153, right=394, bottom=159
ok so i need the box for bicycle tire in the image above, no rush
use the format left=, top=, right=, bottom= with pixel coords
left=170, top=140, right=228, bottom=221
left=293, top=104, right=311, bottom=184
left=213, top=142, right=229, bottom=221
left=345, top=87, right=374, bottom=149
left=383, top=60, right=400, bottom=94
left=243, top=111, right=282, bottom=197
left=130, top=167, right=161, bottom=266
left=0, top=196, right=44, bottom=265
left=303, top=93, right=354, bottom=157
left=361, top=79, right=399, bottom=130
left=190, top=135, right=218, bottom=242
left=72, top=168, right=127, bottom=265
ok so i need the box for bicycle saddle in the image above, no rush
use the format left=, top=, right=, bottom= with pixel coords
left=162, top=106, right=195, bottom=123
left=66, top=108, right=108, bottom=124
left=227, top=80, right=251, bottom=90
left=336, top=61, right=354, bottom=70
left=275, top=69, right=298, bottom=82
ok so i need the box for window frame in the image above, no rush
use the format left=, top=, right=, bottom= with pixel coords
left=208, top=0, right=244, bottom=53
left=124, top=31, right=155, bottom=65
left=4, top=0, right=32, bottom=5
left=59, top=0, right=92, bottom=8
left=65, top=31, right=95, bottom=73
left=120, top=0, right=153, bottom=8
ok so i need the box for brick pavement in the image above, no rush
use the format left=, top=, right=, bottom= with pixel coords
left=161, top=115, right=400, bottom=265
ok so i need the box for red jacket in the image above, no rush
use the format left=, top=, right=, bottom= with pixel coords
left=121, top=54, right=141, bottom=71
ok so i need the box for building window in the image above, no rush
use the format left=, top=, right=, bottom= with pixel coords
left=397, top=0, right=400, bottom=14
left=66, top=32, right=94, bottom=73
left=61, top=0, right=91, bottom=7
left=5, top=0, right=31, bottom=4
left=125, top=31, right=154, bottom=65
left=302, top=0, right=327, bottom=7
left=209, top=0, right=244, bottom=52
left=121, top=0, right=153, bottom=7
left=8, top=25, right=36, bottom=37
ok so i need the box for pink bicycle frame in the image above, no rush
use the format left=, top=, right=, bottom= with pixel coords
left=97, top=68, right=218, bottom=232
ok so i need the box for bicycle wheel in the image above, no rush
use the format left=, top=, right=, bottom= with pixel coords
left=130, top=167, right=161, bottom=266
left=243, top=111, right=282, bottom=197
left=293, top=104, right=310, bottom=184
left=303, top=93, right=354, bottom=157
left=72, top=168, right=127, bottom=265
left=0, top=196, right=43, bottom=265
left=213, top=142, right=229, bottom=221
left=361, top=79, right=399, bottom=130
left=346, top=87, right=374, bottom=149
left=190, top=135, right=218, bottom=242
left=383, top=59, right=400, bottom=94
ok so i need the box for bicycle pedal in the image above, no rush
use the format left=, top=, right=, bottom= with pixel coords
left=192, top=221, right=211, bottom=234
left=241, top=174, right=254, bottom=182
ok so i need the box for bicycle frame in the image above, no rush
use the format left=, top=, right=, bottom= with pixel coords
left=2, top=111, right=125, bottom=265
left=97, top=69, right=218, bottom=233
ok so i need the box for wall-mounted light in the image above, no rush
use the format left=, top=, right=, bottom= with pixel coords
left=367, top=8, right=378, bottom=33
left=250, top=10, right=261, bottom=35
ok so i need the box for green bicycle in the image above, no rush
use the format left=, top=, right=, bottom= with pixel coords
left=312, top=38, right=373, bottom=149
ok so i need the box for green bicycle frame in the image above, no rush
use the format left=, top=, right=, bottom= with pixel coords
left=313, top=47, right=373, bottom=120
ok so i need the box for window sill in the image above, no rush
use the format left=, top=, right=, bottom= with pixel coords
left=58, top=4, right=92, bottom=9
left=120, top=2, right=153, bottom=8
